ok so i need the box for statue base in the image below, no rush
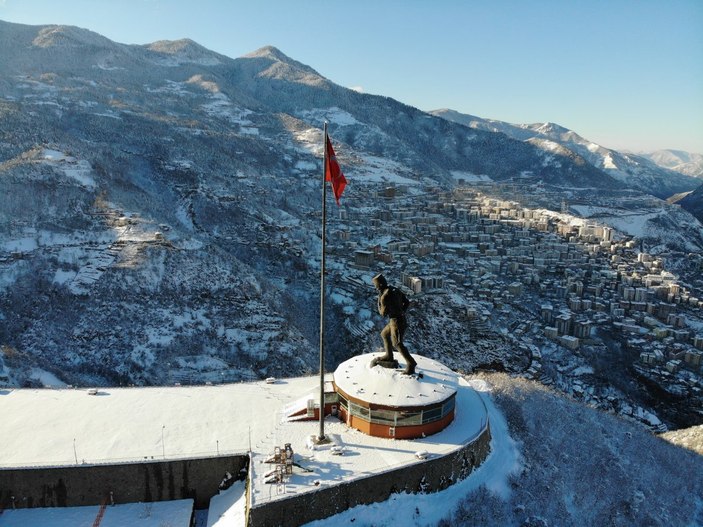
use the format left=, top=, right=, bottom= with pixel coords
left=370, top=357, right=399, bottom=369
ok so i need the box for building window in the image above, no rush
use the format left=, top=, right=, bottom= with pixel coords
left=349, top=402, right=369, bottom=419
left=421, top=406, right=442, bottom=424
left=396, top=411, right=422, bottom=426
left=369, top=409, right=396, bottom=425
left=422, top=395, right=455, bottom=424
left=442, top=396, right=456, bottom=416
left=343, top=394, right=455, bottom=427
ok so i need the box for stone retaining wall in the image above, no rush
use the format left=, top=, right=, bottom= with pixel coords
left=248, top=424, right=491, bottom=527
left=0, top=454, right=249, bottom=510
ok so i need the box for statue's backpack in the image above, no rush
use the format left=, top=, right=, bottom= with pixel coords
left=386, top=286, right=409, bottom=317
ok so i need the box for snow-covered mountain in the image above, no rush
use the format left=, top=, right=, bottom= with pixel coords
left=641, top=149, right=703, bottom=179
left=0, top=19, right=700, bottom=390
left=1, top=21, right=702, bottom=523
left=431, top=109, right=701, bottom=199
left=673, top=182, right=703, bottom=223
left=0, top=20, right=623, bottom=386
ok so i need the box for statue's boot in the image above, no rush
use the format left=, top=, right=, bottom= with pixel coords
left=371, top=354, right=394, bottom=367
left=373, top=346, right=394, bottom=364
left=399, top=349, right=417, bottom=375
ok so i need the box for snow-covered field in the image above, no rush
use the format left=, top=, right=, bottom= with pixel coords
left=450, top=170, right=492, bottom=183
left=353, top=154, right=421, bottom=186
left=0, top=379, right=312, bottom=466
left=205, top=482, right=246, bottom=527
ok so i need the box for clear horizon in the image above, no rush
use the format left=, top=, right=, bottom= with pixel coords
left=1, top=0, right=701, bottom=154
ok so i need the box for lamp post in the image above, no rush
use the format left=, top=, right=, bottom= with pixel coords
left=73, top=438, right=78, bottom=464
left=161, top=425, right=165, bottom=459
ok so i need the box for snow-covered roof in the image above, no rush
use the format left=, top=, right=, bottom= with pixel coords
left=0, top=378, right=321, bottom=466
left=333, top=353, right=458, bottom=407
left=0, top=499, right=193, bottom=527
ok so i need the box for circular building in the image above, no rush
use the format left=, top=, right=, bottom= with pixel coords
left=332, top=353, right=458, bottom=439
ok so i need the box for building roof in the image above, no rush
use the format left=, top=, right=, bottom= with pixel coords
left=0, top=378, right=319, bottom=466
left=333, top=353, right=458, bottom=407
left=0, top=499, right=193, bottom=527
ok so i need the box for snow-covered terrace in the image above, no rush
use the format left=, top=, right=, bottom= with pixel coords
left=0, top=363, right=489, bottom=519
left=0, top=378, right=317, bottom=466
left=249, top=375, right=487, bottom=507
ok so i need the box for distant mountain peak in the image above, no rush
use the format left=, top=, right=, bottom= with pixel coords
left=31, top=24, right=114, bottom=49
left=641, top=149, right=703, bottom=179
left=144, top=37, right=224, bottom=66
left=147, top=38, right=204, bottom=54
left=533, top=121, right=570, bottom=135
left=243, top=45, right=325, bottom=85
left=433, top=108, right=701, bottom=198
left=245, top=45, right=290, bottom=61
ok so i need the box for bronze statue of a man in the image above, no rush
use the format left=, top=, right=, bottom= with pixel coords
left=371, top=273, right=417, bottom=375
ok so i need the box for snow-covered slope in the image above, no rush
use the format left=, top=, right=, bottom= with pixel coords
left=661, top=424, right=703, bottom=455
left=674, top=182, right=703, bottom=223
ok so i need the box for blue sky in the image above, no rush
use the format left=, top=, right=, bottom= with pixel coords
left=1, top=0, right=702, bottom=153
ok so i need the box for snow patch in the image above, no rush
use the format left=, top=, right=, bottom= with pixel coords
left=3, top=237, right=38, bottom=252
left=29, top=368, right=67, bottom=388
left=355, top=155, right=420, bottom=186
left=206, top=481, right=246, bottom=527
left=599, top=212, right=663, bottom=238
left=40, top=149, right=97, bottom=188
left=451, top=171, right=493, bottom=183
left=52, top=269, right=77, bottom=285
left=298, top=107, right=360, bottom=127
left=294, top=160, right=317, bottom=172
left=201, top=92, right=254, bottom=128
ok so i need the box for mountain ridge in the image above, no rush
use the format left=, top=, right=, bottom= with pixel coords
left=431, top=108, right=700, bottom=198
left=0, top=19, right=665, bottom=196
left=640, top=148, right=703, bottom=178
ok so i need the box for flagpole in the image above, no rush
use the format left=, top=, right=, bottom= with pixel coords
left=318, top=121, right=328, bottom=442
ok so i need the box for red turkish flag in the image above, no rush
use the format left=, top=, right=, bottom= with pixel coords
left=325, top=135, right=347, bottom=206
